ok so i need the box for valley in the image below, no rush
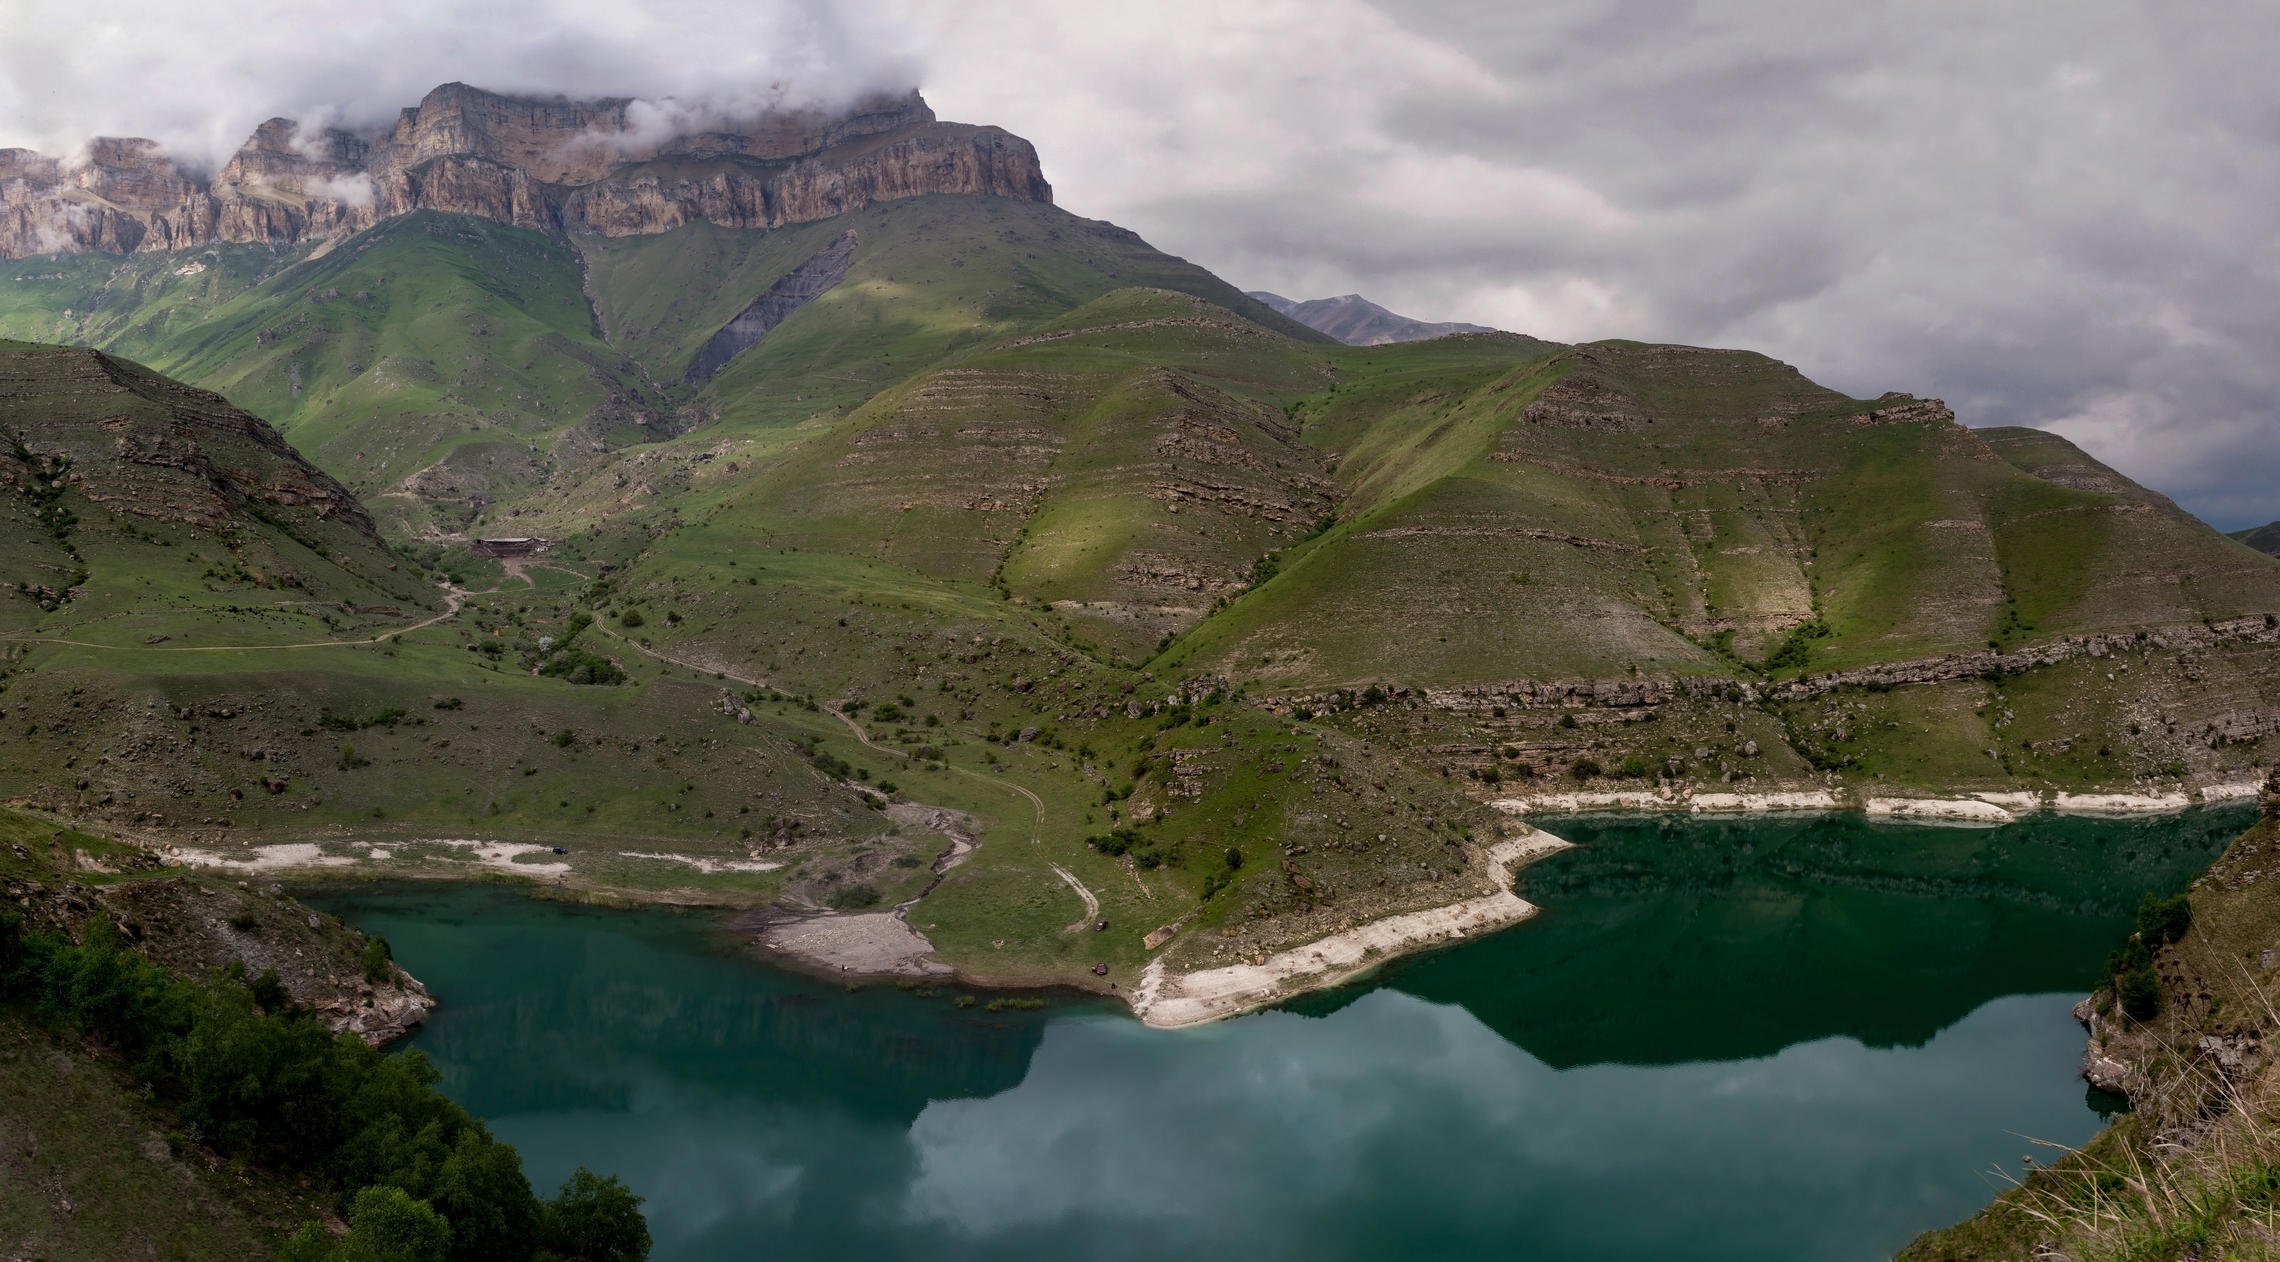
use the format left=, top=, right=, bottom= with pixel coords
left=1, top=73, right=2277, bottom=1258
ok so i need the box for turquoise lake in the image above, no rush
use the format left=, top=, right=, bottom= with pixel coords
left=311, top=807, right=2249, bottom=1261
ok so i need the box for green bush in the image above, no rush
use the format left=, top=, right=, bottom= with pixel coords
left=1569, top=757, right=1603, bottom=781
left=2134, top=892, right=2192, bottom=946
left=2118, top=967, right=2163, bottom=1021
left=544, top=1169, right=651, bottom=1262
left=361, top=936, right=393, bottom=985
left=826, top=884, right=882, bottom=911
left=539, top=650, right=627, bottom=687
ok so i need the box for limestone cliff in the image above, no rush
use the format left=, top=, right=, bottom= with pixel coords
left=0, top=84, right=1050, bottom=259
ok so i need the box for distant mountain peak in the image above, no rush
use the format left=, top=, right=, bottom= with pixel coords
left=1247, top=290, right=1498, bottom=346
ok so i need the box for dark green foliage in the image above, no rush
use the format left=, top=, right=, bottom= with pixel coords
left=320, top=707, right=409, bottom=732
left=617, top=608, right=645, bottom=628
left=1247, top=550, right=1283, bottom=587
left=250, top=967, right=291, bottom=1014
left=2135, top=892, right=2193, bottom=946
left=343, top=1185, right=454, bottom=1262
left=361, top=936, right=393, bottom=985
left=0, top=915, right=648, bottom=1260
left=2101, top=893, right=2191, bottom=1024
left=431, top=1130, right=543, bottom=1262
left=1569, top=757, right=1603, bottom=781
left=1763, top=618, right=1833, bottom=673
left=544, top=1168, right=651, bottom=1262
left=539, top=649, right=628, bottom=686
left=826, top=884, right=882, bottom=911
left=1224, top=847, right=1244, bottom=870
left=2118, top=967, right=2163, bottom=1021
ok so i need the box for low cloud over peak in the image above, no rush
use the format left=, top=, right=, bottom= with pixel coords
left=0, top=0, right=921, bottom=173
left=3, top=0, right=2273, bottom=526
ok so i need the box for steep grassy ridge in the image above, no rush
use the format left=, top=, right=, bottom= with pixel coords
left=2, top=217, right=659, bottom=539
left=0, top=340, right=430, bottom=641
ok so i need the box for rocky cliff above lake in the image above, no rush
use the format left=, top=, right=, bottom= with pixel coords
left=0, top=83, right=1051, bottom=258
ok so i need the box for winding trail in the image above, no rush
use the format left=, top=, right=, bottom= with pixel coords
left=1050, top=863, right=1100, bottom=933
left=1, top=585, right=473, bottom=653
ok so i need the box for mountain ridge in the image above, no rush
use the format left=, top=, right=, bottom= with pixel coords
left=1248, top=289, right=1498, bottom=345
left=0, top=83, right=1049, bottom=258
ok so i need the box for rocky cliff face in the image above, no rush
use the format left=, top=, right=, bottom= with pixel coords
left=0, top=84, right=1051, bottom=259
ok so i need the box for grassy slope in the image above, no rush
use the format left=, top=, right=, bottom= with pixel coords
left=3, top=196, right=2280, bottom=988
left=0, top=808, right=354, bottom=1257
left=0, top=339, right=433, bottom=641
left=0, top=1013, right=323, bottom=1257
left=1, top=217, right=658, bottom=540
left=1904, top=793, right=2280, bottom=1261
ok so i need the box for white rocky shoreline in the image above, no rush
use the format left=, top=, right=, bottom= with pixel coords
left=1124, top=774, right=2264, bottom=1030
left=1487, top=774, right=2263, bottom=824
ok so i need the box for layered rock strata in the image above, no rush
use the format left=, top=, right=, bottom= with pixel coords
left=0, top=84, right=1050, bottom=258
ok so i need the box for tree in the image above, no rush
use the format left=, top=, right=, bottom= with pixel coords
left=546, top=1168, right=652, bottom=1262
left=429, top=1130, right=543, bottom=1262
left=362, top=935, right=394, bottom=985
left=2134, top=893, right=2192, bottom=946
left=2118, top=967, right=2163, bottom=1022
left=250, top=967, right=293, bottom=1014
left=341, top=1185, right=452, bottom=1262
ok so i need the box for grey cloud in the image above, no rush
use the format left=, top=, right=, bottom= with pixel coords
left=0, top=0, right=921, bottom=171
left=0, top=1, right=2272, bottom=527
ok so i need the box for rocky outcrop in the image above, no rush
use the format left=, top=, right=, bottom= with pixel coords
left=1302, top=613, right=2280, bottom=717
left=685, top=229, right=858, bottom=383
left=0, top=83, right=1051, bottom=259
left=0, top=346, right=380, bottom=540
left=2, top=860, right=434, bottom=1046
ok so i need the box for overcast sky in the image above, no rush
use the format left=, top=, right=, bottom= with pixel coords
left=2, top=1, right=2274, bottom=528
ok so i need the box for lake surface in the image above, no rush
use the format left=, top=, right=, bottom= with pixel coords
left=312, top=807, right=2248, bottom=1262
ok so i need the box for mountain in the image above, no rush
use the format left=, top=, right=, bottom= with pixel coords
left=1247, top=290, right=1497, bottom=345
left=0, top=84, right=1048, bottom=258
left=2233, top=519, right=2280, bottom=557
left=0, top=84, right=2277, bottom=1009
left=0, top=338, right=429, bottom=631
left=0, top=83, right=1313, bottom=535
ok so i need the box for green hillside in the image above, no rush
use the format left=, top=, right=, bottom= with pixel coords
left=0, top=340, right=431, bottom=640
left=2, top=189, right=2278, bottom=995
